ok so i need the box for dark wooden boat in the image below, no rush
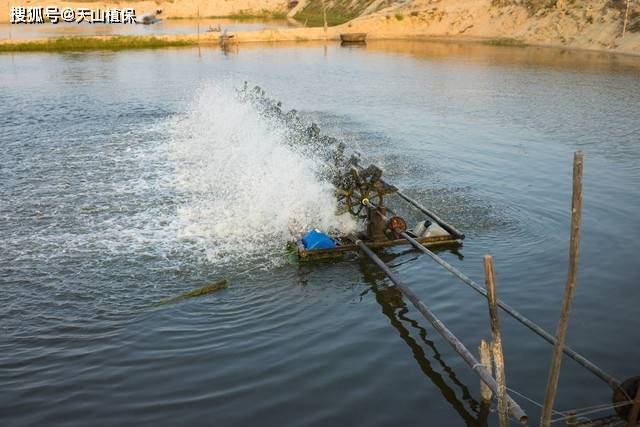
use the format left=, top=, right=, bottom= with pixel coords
left=340, top=33, right=367, bottom=43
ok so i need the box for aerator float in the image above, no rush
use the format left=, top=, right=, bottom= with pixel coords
left=290, top=161, right=464, bottom=262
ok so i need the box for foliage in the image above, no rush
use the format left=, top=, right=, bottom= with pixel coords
left=484, top=37, right=528, bottom=46
left=0, top=36, right=194, bottom=53
left=294, top=0, right=380, bottom=27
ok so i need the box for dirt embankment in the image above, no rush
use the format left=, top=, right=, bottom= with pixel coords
left=214, top=0, right=639, bottom=56
left=339, top=0, right=640, bottom=55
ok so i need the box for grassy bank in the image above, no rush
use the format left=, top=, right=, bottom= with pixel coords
left=0, top=36, right=195, bottom=52
left=168, top=9, right=287, bottom=20
left=294, top=0, right=376, bottom=27
left=483, top=37, right=528, bottom=47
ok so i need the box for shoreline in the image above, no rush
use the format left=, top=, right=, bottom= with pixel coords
left=1, top=28, right=640, bottom=59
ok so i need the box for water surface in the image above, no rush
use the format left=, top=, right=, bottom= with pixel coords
left=1, top=40, right=639, bottom=426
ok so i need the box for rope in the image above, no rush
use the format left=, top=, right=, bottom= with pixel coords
left=550, top=400, right=632, bottom=424
left=503, top=384, right=632, bottom=425
left=506, top=386, right=564, bottom=416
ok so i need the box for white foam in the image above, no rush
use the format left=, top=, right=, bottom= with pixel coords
left=167, top=83, right=356, bottom=264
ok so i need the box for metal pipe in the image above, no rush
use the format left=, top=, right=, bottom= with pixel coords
left=390, top=187, right=465, bottom=239
left=367, top=202, right=621, bottom=391
left=349, top=235, right=528, bottom=425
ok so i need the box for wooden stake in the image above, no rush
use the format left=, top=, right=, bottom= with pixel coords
left=479, top=339, right=493, bottom=402
left=627, top=383, right=640, bottom=427
left=623, top=0, right=631, bottom=38
left=322, top=0, right=328, bottom=33
left=484, top=255, right=508, bottom=427
left=566, top=410, right=577, bottom=427
left=541, top=151, right=585, bottom=427
left=197, top=4, right=200, bottom=42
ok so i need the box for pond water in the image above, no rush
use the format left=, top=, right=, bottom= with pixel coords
left=1, top=40, right=639, bottom=426
left=0, top=18, right=294, bottom=40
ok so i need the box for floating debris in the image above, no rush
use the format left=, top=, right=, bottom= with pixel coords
left=157, top=279, right=228, bottom=306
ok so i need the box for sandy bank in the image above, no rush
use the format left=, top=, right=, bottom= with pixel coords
left=1, top=0, right=639, bottom=57
left=339, top=0, right=640, bottom=57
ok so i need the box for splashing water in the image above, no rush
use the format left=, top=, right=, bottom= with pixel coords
left=168, top=83, right=356, bottom=263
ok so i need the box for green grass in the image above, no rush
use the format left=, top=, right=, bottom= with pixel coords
left=294, top=0, right=376, bottom=27
left=483, top=37, right=528, bottom=47
left=202, top=9, right=288, bottom=20
left=0, top=36, right=195, bottom=53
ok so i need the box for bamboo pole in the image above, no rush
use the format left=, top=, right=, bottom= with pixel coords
left=540, top=151, right=585, bottom=427
left=365, top=200, right=620, bottom=391
left=157, top=279, right=227, bottom=305
left=479, top=340, right=493, bottom=402
left=349, top=235, right=529, bottom=424
left=627, top=384, right=640, bottom=427
left=484, top=255, right=508, bottom=427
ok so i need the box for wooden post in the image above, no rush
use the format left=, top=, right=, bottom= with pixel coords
left=627, top=383, right=640, bottom=427
left=566, top=411, right=577, bottom=427
left=484, top=255, right=508, bottom=427
left=540, top=151, right=584, bottom=427
left=479, top=340, right=493, bottom=402
left=322, top=0, right=328, bottom=33
left=623, top=0, right=631, bottom=38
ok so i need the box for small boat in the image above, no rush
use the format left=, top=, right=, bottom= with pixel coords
left=219, top=29, right=235, bottom=47
left=138, top=13, right=161, bottom=25
left=340, top=33, right=367, bottom=43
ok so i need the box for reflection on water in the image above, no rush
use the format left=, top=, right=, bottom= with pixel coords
left=365, top=39, right=640, bottom=73
left=0, top=40, right=639, bottom=427
left=357, top=250, right=486, bottom=426
left=0, top=18, right=293, bottom=40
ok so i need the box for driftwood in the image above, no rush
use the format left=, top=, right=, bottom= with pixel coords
left=158, top=279, right=228, bottom=305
